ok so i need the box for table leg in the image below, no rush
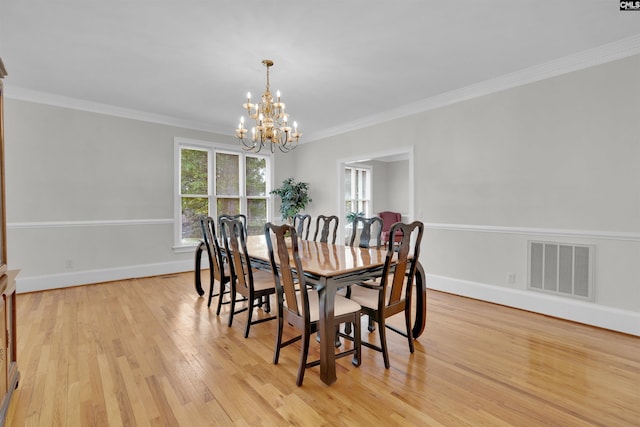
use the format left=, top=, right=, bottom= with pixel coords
left=317, top=278, right=337, bottom=385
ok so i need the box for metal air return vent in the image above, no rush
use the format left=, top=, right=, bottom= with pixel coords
left=528, top=241, right=594, bottom=300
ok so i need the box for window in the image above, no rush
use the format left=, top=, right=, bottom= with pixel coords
left=175, top=138, right=271, bottom=247
left=345, top=165, right=371, bottom=218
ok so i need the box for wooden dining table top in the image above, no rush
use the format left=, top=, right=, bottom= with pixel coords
left=244, top=234, right=390, bottom=279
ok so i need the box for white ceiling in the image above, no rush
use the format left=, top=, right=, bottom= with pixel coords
left=2, top=1, right=640, bottom=142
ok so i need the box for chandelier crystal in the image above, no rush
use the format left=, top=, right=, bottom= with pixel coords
left=235, top=59, right=301, bottom=153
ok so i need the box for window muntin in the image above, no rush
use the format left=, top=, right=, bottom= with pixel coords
left=245, top=156, right=268, bottom=234
left=176, top=140, right=271, bottom=247
left=345, top=166, right=371, bottom=218
left=180, top=147, right=209, bottom=243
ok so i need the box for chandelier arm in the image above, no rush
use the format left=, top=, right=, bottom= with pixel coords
left=238, top=136, right=261, bottom=153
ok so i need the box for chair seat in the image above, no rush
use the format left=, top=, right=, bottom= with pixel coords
left=285, top=290, right=360, bottom=323
left=347, top=284, right=380, bottom=310
left=350, top=276, right=409, bottom=310
left=251, top=269, right=276, bottom=292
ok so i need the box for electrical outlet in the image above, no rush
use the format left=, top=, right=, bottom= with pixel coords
left=506, top=272, right=515, bottom=284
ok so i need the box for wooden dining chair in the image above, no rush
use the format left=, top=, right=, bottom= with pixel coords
left=217, top=212, right=271, bottom=309
left=342, top=215, right=384, bottom=335
left=199, top=217, right=232, bottom=311
left=347, top=221, right=424, bottom=369
left=313, top=214, right=339, bottom=244
left=220, top=217, right=276, bottom=338
left=264, top=223, right=362, bottom=386
left=349, top=216, right=383, bottom=249
left=293, top=213, right=312, bottom=240
left=218, top=213, right=247, bottom=238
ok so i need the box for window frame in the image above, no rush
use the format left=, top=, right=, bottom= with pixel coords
left=173, top=137, right=273, bottom=251
left=345, top=164, right=372, bottom=228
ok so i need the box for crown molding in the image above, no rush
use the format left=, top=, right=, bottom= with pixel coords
left=307, top=34, right=640, bottom=142
left=4, top=35, right=640, bottom=142
left=4, top=86, right=228, bottom=134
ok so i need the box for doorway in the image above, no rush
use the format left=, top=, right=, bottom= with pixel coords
left=336, top=146, right=414, bottom=244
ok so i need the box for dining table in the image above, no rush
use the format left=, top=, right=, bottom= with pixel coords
left=194, top=235, right=427, bottom=386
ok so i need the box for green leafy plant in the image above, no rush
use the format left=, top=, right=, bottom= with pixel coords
left=270, top=177, right=312, bottom=222
left=346, top=211, right=364, bottom=223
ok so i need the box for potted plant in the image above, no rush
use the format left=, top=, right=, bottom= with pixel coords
left=270, top=177, right=312, bottom=223
left=346, top=211, right=364, bottom=224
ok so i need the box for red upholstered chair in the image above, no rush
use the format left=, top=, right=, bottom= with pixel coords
left=378, top=211, right=402, bottom=246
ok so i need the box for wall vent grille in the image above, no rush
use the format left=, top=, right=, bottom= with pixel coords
left=528, top=241, right=594, bottom=300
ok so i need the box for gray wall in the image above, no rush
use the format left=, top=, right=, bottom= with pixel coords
left=4, top=99, right=295, bottom=291
left=288, top=54, right=640, bottom=334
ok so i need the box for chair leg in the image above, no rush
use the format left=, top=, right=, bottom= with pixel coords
left=405, top=306, right=415, bottom=353
left=344, top=286, right=353, bottom=334
left=274, top=315, right=284, bottom=364
left=352, top=316, right=361, bottom=367
left=244, top=297, right=254, bottom=338
left=297, top=327, right=311, bottom=386
left=378, top=316, right=390, bottom=369
left=207, top=276, right=215, bottom=308
left=216, top=282, right=225, bottom=315
left=368, top=315, right=376, bottom=332
left=228, top=289, right=236, bottom=327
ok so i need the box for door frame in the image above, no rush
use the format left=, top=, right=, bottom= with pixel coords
left=336, top=146, right=414, bottom=244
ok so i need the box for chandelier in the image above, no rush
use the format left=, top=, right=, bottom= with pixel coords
left=235, top=59, right=301, bottom=153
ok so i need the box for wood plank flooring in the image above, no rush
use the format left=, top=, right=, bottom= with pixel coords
left=6, top=272, right=640, bottom=426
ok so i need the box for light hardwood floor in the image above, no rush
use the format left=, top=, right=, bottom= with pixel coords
left=6, top=272, right=639, bottom=426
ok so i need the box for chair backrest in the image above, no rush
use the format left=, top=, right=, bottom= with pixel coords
left=218, top=213, right=247, bottom=238
left=293, top=213, right=312, bottom=240
left=313, top=215, right=339, bottom=244
left=220, top=217, right=253, bottom=296
left=380, top=221, right=424, bottom=311
left=200, top=216, right=226, bottom=282
left=378, top=211, right=402, bottom=243
left=264, top=223, right=310, bottom=321
left=349, top=216, right=383, bottom=249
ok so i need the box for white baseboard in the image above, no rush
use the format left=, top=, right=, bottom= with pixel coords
left=16, top=260, right=197, bottom=294
left=427, top=274, right=640, bottom=337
